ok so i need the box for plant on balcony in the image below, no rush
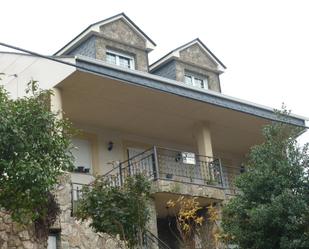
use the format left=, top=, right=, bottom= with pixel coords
left=221, top=109, right=309, bottom=249
left=0, top=79, right=74, bottom=237
left=76, top=173, right=151, bottom=249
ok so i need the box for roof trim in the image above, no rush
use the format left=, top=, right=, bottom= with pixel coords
left=54, top=12, right=156, bottom=56
left=0, top=41, right=305, bottom=127
left=149, top=38, right=226, bottom=72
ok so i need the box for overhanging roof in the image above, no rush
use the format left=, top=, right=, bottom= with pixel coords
left=54, top=12, right=156, bottom=56
left=69, top=55, right=307, bottom=128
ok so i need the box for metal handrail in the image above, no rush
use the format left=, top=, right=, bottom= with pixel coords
left=102, top=147, right=154, bottom=177
left=144, top=230, right=171, bottom=249
left=101, top=146, right=228, bottom=188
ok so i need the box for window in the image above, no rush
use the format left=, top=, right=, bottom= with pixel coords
left=106, top=50, right=135, bottom=69
left=184, top=73, right=208, bottom=89
left=71, top=138, right=92, bottom=173
left=48, top=233, right=58, bottom=249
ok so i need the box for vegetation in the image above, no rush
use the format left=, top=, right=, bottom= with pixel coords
left=166, top=196, right=205, bottom=248
left=221, top=111, right=309, bottom=249
left=76, top=174, right=151, bottom=249
left=0, top=79, right=74, bottom=236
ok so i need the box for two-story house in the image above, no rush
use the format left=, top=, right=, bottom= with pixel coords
left=0, top=13, right=307, bottom=249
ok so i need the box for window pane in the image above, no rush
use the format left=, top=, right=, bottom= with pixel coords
left=106, top=53, right=116, bottom=65
left=194, top=78, right=204, bottom=88
left=71, top=138, right=92, bottom=172
left=184, top=75, right=193, bottom=85
left=48, top=235, right=57, bottom=249
left=119, top=56, right=131, bottom=68
left=203, top=77, right=209, bottom=89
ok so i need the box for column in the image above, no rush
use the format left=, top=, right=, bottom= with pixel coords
left=194, top=122, right=214, bottom=183
left=195, top=122, right=213, bottom=158
left=146, top=198, right=159, bottom=249
left=50, top=87, right=63, bottom=119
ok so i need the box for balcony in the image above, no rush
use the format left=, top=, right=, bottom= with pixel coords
left=71, top=147, right=241, bottom=217
left=103, top=147, right=238, bottom=192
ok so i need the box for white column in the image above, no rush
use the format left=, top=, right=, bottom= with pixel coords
left=194, top=122, right=214, bottom=183
left=195, top=122, right=213, bottom=158
left=50, top=87, right=63, bottom=119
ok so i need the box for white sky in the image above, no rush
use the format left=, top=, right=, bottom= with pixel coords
left=1, top=0, right=308, bottom=143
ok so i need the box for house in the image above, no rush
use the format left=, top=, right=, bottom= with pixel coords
left=0, top=13, right=307, bottom=249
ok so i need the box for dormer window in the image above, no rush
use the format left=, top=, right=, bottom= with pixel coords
left=106, top=50, right=135, bottom=69
left=184, top=73, right=208, bottom=89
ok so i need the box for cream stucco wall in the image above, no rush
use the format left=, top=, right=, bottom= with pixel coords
left=0, top=53, right=75, bottom=99
left=70, top=123, right=243, bottom=191
left=72, top=123, right=199, bottom=178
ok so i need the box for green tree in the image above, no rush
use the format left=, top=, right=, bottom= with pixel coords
left=0, top=79, right=74, bottom=233
left=76, top=174, right=151, bottom=249
left=222, top=111, right=309, bottom=249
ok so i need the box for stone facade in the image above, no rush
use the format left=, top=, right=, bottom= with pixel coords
left=176, top=43, right=222, bottom=92
left=175, top=61, right=221, bottom=92
left=153, top=179, right=226, bottom=200
left=95, top=37, right=149, bottom=72
left=151, top=42, right=222, bottom=92
left=64, top=17, right=150, bottom=72
left=179, top=44, right=218, bottom=70
left=0, top=212, right=47, bottom=249
left=95, top=18, right=149, bottom=72
left=99, top=19, right=146, bottom=49
left=52, top=174, right=124, bottom=249
left=0, top=174, right=123, bottom=249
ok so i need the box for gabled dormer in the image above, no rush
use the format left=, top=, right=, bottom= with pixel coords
left=150, top=39, right=226, bottom=92
left=54, top=13, right=156, bottom=72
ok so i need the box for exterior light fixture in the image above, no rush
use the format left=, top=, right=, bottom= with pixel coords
left=108, top=141, right=114, bottom=151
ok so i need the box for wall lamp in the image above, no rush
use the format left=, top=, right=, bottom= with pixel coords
left=107, top=141, right=114, bottom=151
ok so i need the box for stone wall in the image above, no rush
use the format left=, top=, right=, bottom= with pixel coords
left=99, top=19, right=146, bottom=49
left=0, top=211, right=47, bottom=249
left=96, top=18, right=149, bottom=72
left=175, top=61, right=221, bottom=92
left=96, top=37, right=149, bottom=72
left=0, top=174, right=124, bottom=249
left=179, top=44, right=218, bottom=70
left=52, top=173, right=124, bottom=249
left=151, top=43, right=222, bottom=92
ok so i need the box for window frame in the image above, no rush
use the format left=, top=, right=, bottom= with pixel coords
left=71, top=137, right=93, bottom=174
left=184, top=72, right=209, bottom=90
left=106, top=49, right=135, bottom=69
left=47, top=232, right=60, bottom=249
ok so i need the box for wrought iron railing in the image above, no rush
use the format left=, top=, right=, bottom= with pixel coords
left=71, top=147, right=242, bottom=197
left=70, top=149, right=242, bottom=214
left=155, top=147, right=223, bottom=186
left=143, top=230, right=171, bottom=249
left=221, top=165, right=241, bottom=195
left=103, top=146, right=228, bottom=188
left=71, top=182, right=88, bottom=215
left=103, top=147, right=156, bottom=186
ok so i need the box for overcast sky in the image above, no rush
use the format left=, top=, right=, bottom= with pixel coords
left=1, top=0, right=308, bottom=143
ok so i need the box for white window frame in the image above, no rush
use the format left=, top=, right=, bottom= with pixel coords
left=184, top=73, right=209, bottom=89
left=106, top=49, right=135, bottom=69
left=71, top=137, right=93, bottom=174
